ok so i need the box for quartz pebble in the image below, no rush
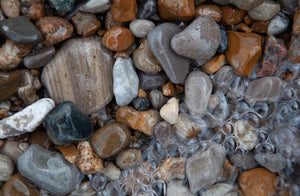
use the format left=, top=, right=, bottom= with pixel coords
left=248, top=1, right=280, bottom=21
left=116, top=148, right=142, bottom=169
left=255, top=153, right=286, bottom=173
left=160, top=97, right=179, bottom=125
left=195, top=4, right=222, bottom=22
left=1, top=0, right=20, bottom=18
left=158, top=0, right=195, bottom=21
left=79, top=0, right=111, bottom=13
left=202, top=183, right=238, bottom=196
left=130, top=19, right=155, bottom=38
left=102, top=162, right=121, bottom=181
left=267, top=12, right=289, bottom=36
left=167, top=180, right=194, bottom=196
left=72, top=11, right=100, bottom=37
left=113, top=57, right=139, bottom=106
left=0, top=98, right=55, bottom=139
left=0, top=154, right=14, bottom=181
left=150, top=90, right=167, bottom=110
left=17, top=85, right=36, bottom=106
left=0, top=72, right=20, bottom=102
left=55, top=144, right=78, bottom=164
left=18, top=144, right=81, bottom=195
left=111, top=0, right=137, bottom=23
left=174, top=113, right=202, bottom=140
left=233, top=120, right=258, bottom=150
left=102, top=27, right=134, bottom=52
left=23, top=46, right=55, bottom=69
left=157, top=157, right=186, bottom=182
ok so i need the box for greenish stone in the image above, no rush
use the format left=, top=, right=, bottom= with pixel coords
left=48, top=0, right=75, bottom=12
left=44, top=101, right=93, bottom=146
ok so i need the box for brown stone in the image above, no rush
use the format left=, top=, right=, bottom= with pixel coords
left=138, top=89, right=147, bottom=97
left=29, top=130, right=52, bottom=150
left=97, top=30, right=106, bottom=36
left=243, top=14, right=252, bottom=25
left=156, top=157, right=186, bottom=182
left=72, top=12, right=100, bottom=37
left=1, top=0, right=20, bottom=18
left=239, top=168, right=277, bottom=196
left=201, top=54, right=226, bottom=74
left=0, top=72, right=20, bottom=102
left=17, top=85, right=36, bottom=106
left=221, top=6, right=245, bottom=25
left=195, top=4, right=222, bottom=22
left=111, top=0, right=137, bottom=23
left=176, top=84, right=184, bottom=93
left=105, top=10, right=125, bottom=30
left=251, top=21, right=269, bottom=34
left=115, top=106, right=160, bottom=136
left=208, top=94, right=220, bottom=110
left=0, top=108, right=8, bottom=119
left=91, top=123, right=131, bottom=158
left=21, top=2, right=44, bottom=20
left=221, top=159, right=238, bottom=180
left=293, top=8, right=300, bottom=35
left=1, top=173, right=39, bottom=196
left=158, top=0, right=195, bottom=21
left=115, top=148, right=142, bottom=169
left=174, top=113, right=202, bottom=140
left=55, top=144, right=78, bottom=164
left=36, top=17, right=73, bottom=46
left=102, top=27, right=134, bottom=52
left=162, top=81, right=175, bottom=96
left=225, top=30, right=262, bottom=76
left=236, top=23, right=252, bottom=33
left=1, top=141, right=27, bottom=164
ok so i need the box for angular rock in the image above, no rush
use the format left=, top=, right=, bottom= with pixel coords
left=255, top=153, right=286, bottom=173
left=44, top=101, right=93, bottom=146
left=42, top=36, right=113, bottom=114
left=130, top=19, right=155, bottom=38
left=23, top=46, right=55, bottom=69
left=91, top=123, right=131, bottom=159
left=55, top=144, right=78, bottom=164
left=116, top=148, right=142, bottom=169
left=202, top=183, right=238, bottom=196
left=0, top=16, right=42, bottom=44
left=1, top=0, right=20, bottom=18
left=0, top=154, right=14, bottom=181
left=186, top=142, right=226, bottom=193
left=72, top=11, right=100, bottom=37
left=160, top=97, right=179, bottom=125
left=185, top=71, right=212, bottom=117
left=157, top=157, right=186, bottom=182
left=248, top=1, right=280, bottom=21
left=79, top=0, right=111, bottom=13
left=18, top=144, right=81, bottom=195
left=233, top=120, right=258, bottom=150
left=167, top=180, right=194, bottom=196
left=102, top=27, right=134, bottom=52
left=196, top=4, right=222, bottom=23
left=111, top=0, right=137, bottom=23
left=227, top=0, right=263, bottom=10
left=171, top=16, right=220, bottom=62
left=48, top=0, right=74, bottom=12
left=139, top=72, right=168, bottom=90
left=174, top=113, right=202, bottom=140
left=113, top=57, right=139, bottom=106
left=0, top=72, right=20, bottom=102
left=158, top=0, right=195, bottom=21
left=287, top=34, right=300, bottom=64
left=148, top=23, right=190, bottom=84
left=267, top=12, right=289, bottom=36
left=0, top=98, right=55, bottom=138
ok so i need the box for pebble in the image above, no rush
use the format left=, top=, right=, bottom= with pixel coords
left=218, top=29, right=228, bottom=53
left=252, top=21, right=269, bottom=34
left=137, top=0, right=159, bottom=19
left=17, top=84, right=36, bottom=105
left=0, top=154, right=14, bottom=181
left=18, top=144, right=81, bottom=195
left=1, top=0, right=20, bottom=18
left=160, top=97, right=179, bottom=125
left=115, top=106, right=160, bottom=136
left=36, top=16, right=73, bottom=45
left=0, top=98, right=54, bottom=138
left=245, top=76, right=283, bottom=106
left=239, top=168, right=277, bottom=196
left=105, top=10, right=125, bottom=30
left=55, top=144, right=78, bottom=164
left=41, top=36, right=113, bottom=114
left=29, top=130, right=51, bottom=150
left=174, top=113, right=202, bottom=140
left=233, top=120, right=257, bottom=150
left=267, top=12, right=289, bottom=35
left=221, top=6, right=245, bottom=25
left=0, top=16, right=42, bottom=44
left=228, top=151, right=258, bottom=170
left=79, top=0, right=111, bottom=13
left=72, top=11, right=100, bottom=37
left=195, top=4, right=222, bottom=22
left=130, top=19, right=155, bottom=38
left=139, top=72, right=168, bottom=90
left=91, top=123, right=131, bottom=158
left=116, top=148, right=142, bottom=169
left=48, top=0, right=74, bottom=12
left=91, top=173, right=108, bottom=192
left=185, top=71, right=212, bottom=117
left=293, top=8, right=300, bottom=35
left=102, top=27, right=135, bottom=52
left=44, top=101, right=93, bottom=145
left=1, top=173, right=39, bottom=196
left=227, top=0, right=263, bottom=10
left=132, top=97, right=151, bottom=111
left=226, top=30, right=262, bottom=76
left=255, top=153, right=286, bottom=173
left=102, top=162, right=121, bottom=181
left=148, top=23, right=190, bottom=84
left=1, top=141, right=27, bottom=164
left=221, top=159, right=238, bottom=181
left=201, top=183, right=238, bottom=196
left=23, top=46, right=55, bottom=69
left=279, top=0, right=299, bottom=14
left=201, top=54, right=226, bottom=74
left=20, top=1, right=44, bottom=20
left=113, top=57, right=139, bottom=106
left=287, top=34, right=300, bottom=64
left=158, top=0, right=195, bottom=21
left=186, top=142, right=226, bottom=193
left=0, top=72, right=20, bottom=102
left=71, top=181, right=96, bottom=196
left=156, top=157, right=186, bottom=182
left=248, top=1, right=280, bottom=21
left=167, top=180, right=194, bottom=196
left=132, top=39, right=162, bottom=74
left=150, top=90, right=167, bottom=110
left=256, top=36, right=287, bottom=77
left=77, top=141, right=103, bottom=174
left=162, top=81, right=175, bottom=96
left=0, top=39, right=32, bottom=70
left=111, top=0, right=137, bottom=23
left=171, top=16, right=220, bottom=62
left=236, top=23, right=252, bottom=33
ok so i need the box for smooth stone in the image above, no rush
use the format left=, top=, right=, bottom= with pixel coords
left=48, top=0, right=74, bottom=12
left=157, top=157, right=186, bottom=182
left=221, top=6, right=245, bottom=25
left=20, top=1, right=43, bottom=21
left=44, top=101, right=93, bottom=146
left=90, top=173, right=107, bottom=192
left=248, top=1, right=280, bottom=21
left=91, top=123, right=131, bottom=159
left=111, top=0, right=137, bottom=23
left=17, top=85, right=36, bottom=106
left=154, top=121, right=177, bottom=149
left=158, top=0, right=195, bottom=21
left=218, top=29, right=228, bottom=53
left=174, top=113, right=202, bottom=140
left=42, top=36, right=113, bottom=115
left=79, top=0, right=111, bottom=13
left=171, top=16, right=220, bottom=62
left=17, top=144, right=81, bottom=195
left=228, top=151, right=258, bottom=170
left=195, top=4, right=222, bottom=23
left=137, top=0, right=159, bottom=19
left=287, top=34, right=300, bottom=64
left=0, top=72, right=20, bottom=102
left=29, top=130, right=52, bottom=150
left=0, top=98, right=55, bottom=139
left=130, top=19, right=155, bottom=38
left=160, top=97, right=179, bottom=125
left=255, top=153, right=286, bottom=173
left=185, top=71, right=212, bottom=117
left=148, top=23, right=190, bottom=84
left=139, top=72, right=168, bottom=90
left=105, top=10, right=125, bottom=30
left=150, top=90, right=167, bottom=110
left=0, top=0, right=20, bottom=18
left=186, top=142, right=226, bottom=193
left=227, top=0, right=263, bottom=10
left=102, top=162, right=121, bottom=181
left=55, top=144, right=78, bottom=164
left=72, top=11, right=100, bottom=37
left=1, top=141, right=27, bottom=164
left=0, top=16, right=42, bottom=44
left=201, top=54, right=226, bottom=74
left=233, top=120, right=258, bottom=150
left=245, top=76, right=283, bottom=106
left=23, top=46, right=55, bottom=69
left=0, top=154, right=14, bottom=181
left=113, top=57, right=139, bottom=106
left=102, top=27, right=135, bottom=52
left=132, top=97, right=151, bottom=111
left=115, top=148, right=142, bottom=169
left=202, top=183, right=238, bottom=196
left=167, top=180, right=194, bottom=196
left=267, top=12, right=289, bottom=35
left=1, top=173, right=39, bottom=196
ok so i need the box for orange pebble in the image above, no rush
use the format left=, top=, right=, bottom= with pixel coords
left=138, top=89, right=147, bottom=97
left=195, top=4, right=222, bottom=22
left=162, top=81, right=175, bottom=96
left=111, top=0, right=137, bottom=23
left=102, top=27, right=134, bottom=52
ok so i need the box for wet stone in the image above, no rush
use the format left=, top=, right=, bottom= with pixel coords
left=158, top=0, right=195, bottom=21
left=255, top=153, right=286, bottom=173
left=102, top=162, right=121, bottom=181
left=227, top=0, right=263, bottom=10
left=116, top=148, right=142, bottom=169
left=44, top=101, right=93, bottom=146
left=202, top=183, right=238, bottom=196
left=195, top=4, right=222, bottom=23
left=130, top=19, right=155, bottom=38
left=1, top=0, right=20, bottom=18
left=23, top=46, right=55, bottom=69
left=0, top=72, right=20, bottom=103
left=150, top=90, right=167, bottom=110
left=0, top=154, right=14, bottom=181
left=156, top=157, right=186, bottom=182
left=248, top=1, right=280, bottom=21
left=160, top=97, right=179, bottom=125
left=48, top=0, right=74, bottom=12
left=55, top=144, right=78, bottom=164
left=228, top=150, right=258, bottom=170
left=105, top=10, right=125, bottom=30
left=221, top=6, right=245, bottom=25
left=111, top=0, right=137, bottom=23
left=139, top=72, right=168, bottom=90
left=18, top=144, right=81, bottom=195
left=1, top=141, right=27, bottom=164
left=137, top=0, right=158, bottom=19
left=201, top=54, right=226, bottom=74
left=267, top=12, right=289, bottom=36
left=102, top=27, right=134, bottom=52
left=72, top=11, right=100, bottom=37
left=174, top=113, right=202, bottom=140
left=132, top=97, right=151, bottom=111
left=233, top=120, right=258, bottom=150
left=79, top=0, right=111, bottom=13
left=287, top=34, right=300, bottom=64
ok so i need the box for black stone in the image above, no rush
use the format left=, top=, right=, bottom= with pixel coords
left=44, top=101, right=93, bottom=146
left=23, top=46, right=56, bottom=69
left=132, top=97, right=150, bottom=111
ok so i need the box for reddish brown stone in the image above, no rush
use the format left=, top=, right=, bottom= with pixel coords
left=36, top=17, right=74, bottom=45
left=105, top=10, right=125, bottom=30
left=236, top=23, right=252, bottom=33
left=243, top=14, right=252, bottom=25
left=102, top=27, right=134, bottom=52
left=251, top=21, right=269, bottom=34
left=201, top=54, right=226, bottom=74
left=162, top=81, right=175, bottom=97
left=29, top=130, right=52, bottom=150
left=175, top=84, right=184, bottom=93
left=195, top=4, right=222, bottom=22
left=21, top=2, right=44, bottom=20
left=97, top=30, right=106, bottom=36
left=158, top=0, right=195, bottom=21
left=221, top=159, right=238, bottom=180
left=55, top=144, right=78, bottom=164
left=111, top=0, right=137, bottom=23
left=293, top=8, right=300, bottom=35
left=225, top=30, right=262, bottom=76
left=72, top=12, right=100, bottom=37
left=221, top=6, right=245, bottom=25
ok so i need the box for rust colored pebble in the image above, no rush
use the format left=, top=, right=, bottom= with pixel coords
left=138, top=89, right=147, bottom=97
left=239, top=168, right=277, bottom=196
left=293, top=8, right=300, bottom=35
left=111, top=0, right=137, bottom=23
left=158, top=0, right=195, bottom=21
left=162, top=81, right=175, bottom=96
left=195, top=4, right=222, bottom=23
left=236, top=23, right=252, bottom=33
left=55, top=144, right=78, bottom=164
left=72, top=12, right=100, bottom=37
left=221, top=6, right=245, bottom=25
left=202, top=54, right=226, bottom=74
left=114, top=51, right=130, bottom=59
left=251, top=21, right=269, bottom=34
left=102, top=27, right=134, bottom=52
left=36, top=16, right=74, bottom=46
left=21, top=2, right=44, bottom=20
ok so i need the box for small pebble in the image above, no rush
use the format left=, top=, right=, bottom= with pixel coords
left=167, top=180, right=194, bottom=196
left=116, top=148, right=142, bottom=169
left=156, top=157, right=186, bottom=182
left=202, top=183, right=238, bottom=196
left=48, top=0, right=74, bottom=12
left=267, top=12, right=289, bottom=35
left=0, top=72, right=21, bottom=102
left=174, top=113, right=202, bottom=140
left=150, top=90, right=167, bottom=110
left=221, top=6, right=245, bottom=25
left=20, top=1, right=44, bottom=20
left=251, top=21, right=269, bottom=34
left=195, top=4, right=222, bottom=22
left=1, top=0, right=20, bottom=18
left=29, top=130, right=52, bottom=150
left=111, top=0, right=137, bottom=23
left=105, top=10, right=125, bottom=30
left=79, top=0, right=111, bottom=13
left=72, top=11, right=100, bottom=37
left=17, top=85, right=36, bottom=105
left=160, top=97, right=179, bottom=125
left=1, top=141, right=27, bottom=164
left=137, top=0, right=159, bottom=20
left=158, top=0, right=195, bottom=21
left=102, top=27, right=135, bottom=52
left=247, top=0, right=280, bottom=21
left=132, top=97, right=151, bottom=111
left=0, top=154, right=14, bottom=181
left=201, top=54, right=226, bottom=74
left=129, top=19, right=155, bottom=38
left=162, top=81, right=175, bottom=97
left=139, top=72, right=168, bottom=90
left=55, top=144, right=78, bottom=164
left=23, top=46, right=55, bottom=69
left=233, top=120, right=258, bottom=150
left=102, top=162, right=121, bottom=181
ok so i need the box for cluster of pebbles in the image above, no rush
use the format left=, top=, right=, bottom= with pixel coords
left=0, top=0, right=300, bottom=195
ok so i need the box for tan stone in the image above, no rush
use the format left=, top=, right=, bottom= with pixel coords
left=160, top=97, right=179, bottom=125
left=201, top=54, right=226, bottom=74
left=157, top=157, right=186, bottom=182
left=55, top=144, right=78, bottom=164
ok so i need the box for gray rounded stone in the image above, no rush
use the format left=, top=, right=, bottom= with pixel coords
left=267, top=12, right=289, bottom=36
left=0, top=154, right=14, bottom=181
left=248, top=1, right=280, bottom=21
left=227, top=0, right=264, bottom=10
left=130, top=19, right=155, bottom=38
